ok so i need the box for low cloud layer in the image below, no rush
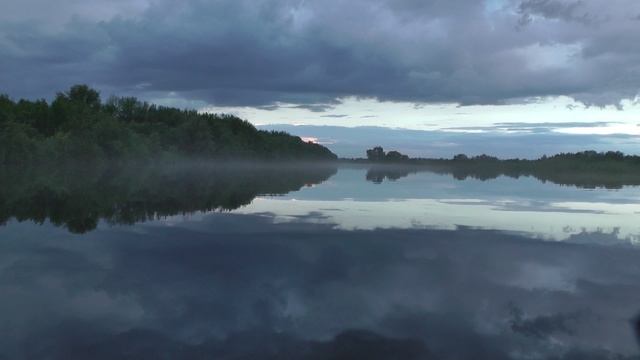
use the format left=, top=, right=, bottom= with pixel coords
left=1, top=0, right=640, bottom=109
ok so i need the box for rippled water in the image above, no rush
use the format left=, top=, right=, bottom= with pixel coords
left=1, top=164, right=639, bottom=359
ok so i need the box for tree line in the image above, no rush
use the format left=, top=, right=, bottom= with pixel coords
left=0, top=85, right=337, bottom=165
left=361, top=147, right=640, bottom=188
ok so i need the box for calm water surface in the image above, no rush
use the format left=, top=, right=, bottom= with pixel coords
left=1, top=164, right=640, bottom=359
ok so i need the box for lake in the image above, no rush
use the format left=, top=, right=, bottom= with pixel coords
left=1, top=163, right=639, bottom=359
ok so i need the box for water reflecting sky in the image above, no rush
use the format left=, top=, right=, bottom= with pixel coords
left=1, top=165, right=640, bottom=359
left=234, top=167, right=640, bottom=243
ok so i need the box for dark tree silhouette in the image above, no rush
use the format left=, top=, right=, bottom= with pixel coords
left=365, top=147, right=411, bottom=163
left=0, top=85, right=337, bottom=165
left=360, top=150, right=640, bottom=189
left=366, top=146, right=385, bottom=162
left=385, top=150, right=409, bottom=162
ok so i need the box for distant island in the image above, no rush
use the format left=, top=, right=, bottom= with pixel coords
left=0, top=85, right=337, bottom=165
left=353, top=146, right=640, bottom=189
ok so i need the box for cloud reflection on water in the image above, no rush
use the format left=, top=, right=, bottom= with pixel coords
left=1, top=211, right=640, bottom=359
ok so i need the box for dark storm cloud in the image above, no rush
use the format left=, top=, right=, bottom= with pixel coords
left=443, top=121, right=618, bottom=133
left=509, top=305, right=583, bottom=339
left=1, top=0, right=639, bottom=109
left=320, top=114, right=349, bottom=118
left=518, top=0, right=595, bottom=25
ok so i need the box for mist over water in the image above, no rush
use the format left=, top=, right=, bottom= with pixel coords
left=1, top=163, right=640, bottom=359
left=0, top=161, right=338, bottom=233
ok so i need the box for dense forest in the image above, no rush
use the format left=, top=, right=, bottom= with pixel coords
left=359, top=147, right=640, bottom=189
left=0, top=85, right=337, bottom=165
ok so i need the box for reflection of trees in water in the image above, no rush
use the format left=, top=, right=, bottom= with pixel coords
left=440, top=165, right=640, bottom=189
left=365, top=163, right=640, bottom=189
left=0, top=163, right=337, bottom=233
left=365, top=165, right=419, bottom=184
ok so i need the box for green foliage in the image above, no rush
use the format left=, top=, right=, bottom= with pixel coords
left=0, top=85, right=337, bottom=165
left=0, top=95, right=14, bottom=124
left=365, top=146, right=409, bottom=163
left=385, top=150, right=409, bottom=162
left=366, top=146, right=385, bottom=161
left=361, top=150, right=640, bottom=189
left=0, top=121, right=39, bottom=165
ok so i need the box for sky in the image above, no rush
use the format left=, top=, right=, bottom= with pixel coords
left=1, top=0, right=640, bottom=156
